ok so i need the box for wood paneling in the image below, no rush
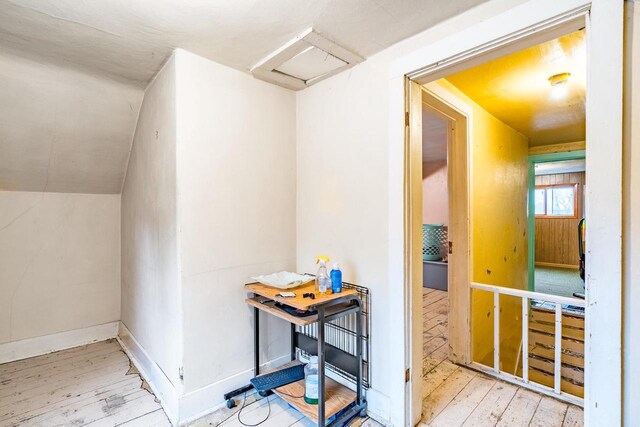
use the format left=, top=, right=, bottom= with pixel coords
left=535, top=172, right=585, bottom=267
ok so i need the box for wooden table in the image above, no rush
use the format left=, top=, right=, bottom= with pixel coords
left=228, top=281, right=367, bottom=426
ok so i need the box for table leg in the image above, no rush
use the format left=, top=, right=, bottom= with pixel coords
left=317, top=306, right=325, bottom=426
left=254, top=305, right=260, bottom=376
left=356, top=305, right=363, bottom=406
left=291, top=323, right=296, bottom=361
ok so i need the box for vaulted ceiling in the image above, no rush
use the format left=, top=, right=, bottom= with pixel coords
left=0, top=0, right=491, bottom=194
left=446, top=29, right=586, bottom=147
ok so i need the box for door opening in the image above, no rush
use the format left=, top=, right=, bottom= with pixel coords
left=395, top=3, right=623, bottom=426
left=410, top=21, right=591, bottom=426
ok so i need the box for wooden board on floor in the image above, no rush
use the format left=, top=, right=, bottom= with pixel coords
left=420, top=289, right=584, bottom=427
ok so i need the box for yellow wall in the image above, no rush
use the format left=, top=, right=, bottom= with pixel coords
left=437, top=79, right=530, bottom=371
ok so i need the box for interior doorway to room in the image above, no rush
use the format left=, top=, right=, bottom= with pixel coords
left=413, top=25, right=588, bottom=426
left=530, top=156, right=587, bottom=299
left=420, top=106, right=451, bottom=371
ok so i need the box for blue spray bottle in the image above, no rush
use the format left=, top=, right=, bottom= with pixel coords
left=330, top=263, right=342, bottom=294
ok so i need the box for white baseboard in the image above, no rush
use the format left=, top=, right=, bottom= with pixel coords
left=117, top=322, right=180, bottom=425
left=178, top=353, right=291, bottom=425
left=0, top=321, right=118, bottom=364
left=365, top=388, right=392, bottom=426
left=117, top=322, right=289, bottom=426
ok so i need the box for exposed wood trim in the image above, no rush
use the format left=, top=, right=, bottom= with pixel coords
left=534, top=183, right=579, bottom=219
left=529, top=141, right=586, bottom=155
left=407, top=78, right=424, bottom=426
left=535, top=262, right=580, bottom=269
left=421, top=83, right=471, bottom=368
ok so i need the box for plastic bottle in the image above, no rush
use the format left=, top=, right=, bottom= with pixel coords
left=330, top=263, right=342, bottom=294
left=316, top=260, right=330, bottom=294
left=304, top=356, right=319, bottom=404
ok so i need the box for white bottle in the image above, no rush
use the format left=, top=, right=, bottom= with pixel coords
left=316, top=260, right=330, bottom=294
left=304, top=356, right=319, bottom=404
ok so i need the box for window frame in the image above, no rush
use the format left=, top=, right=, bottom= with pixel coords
left=534, top=183, right=579, bottom=219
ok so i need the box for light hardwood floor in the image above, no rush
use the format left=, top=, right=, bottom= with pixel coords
left=186, top=393, right=382, bottom=427
left=0, top=291, right=584, bottom=427
left=420, top=287, right=584, bottom=427
left=0, top=339, right=170, bottom=427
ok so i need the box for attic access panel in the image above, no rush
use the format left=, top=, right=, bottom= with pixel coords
left=251, top=28, right=363, bottom=90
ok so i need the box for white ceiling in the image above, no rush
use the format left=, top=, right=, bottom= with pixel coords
left=0, top=0, right=490, bottom=87
left=423, top=110, right=448, bottom=163
left=0, top=0, right=490, bottom=194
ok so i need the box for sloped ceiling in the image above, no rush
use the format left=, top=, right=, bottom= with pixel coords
left=0, top=50, right=143, bottom=194
left=0, top=0, right=491, bottom=194
left=0, top=0, right=491, bottom=86
left=446, top=30, right=586, bottom=147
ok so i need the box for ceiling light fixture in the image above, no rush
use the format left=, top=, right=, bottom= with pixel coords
left=548, top=72, right=571, bottom=86
left=548, top=72, right=571, bottom=100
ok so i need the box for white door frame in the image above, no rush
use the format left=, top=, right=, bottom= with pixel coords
left=387, top=1, right=623, bottom=426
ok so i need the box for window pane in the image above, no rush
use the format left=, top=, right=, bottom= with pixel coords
left=550, top=187, right=575, bottom=216
left=535, top=189, right=546, bottom=215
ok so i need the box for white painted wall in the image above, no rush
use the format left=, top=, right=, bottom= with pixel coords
left=295, top=4, right=536, bottom=422
left=121, top=54, right=183, bottom=391
left=0, top=191, right=120, bottom=344
left=0, top=49, right=142, bottom=194
left=422, top=161, right=449, bottom=226
left=623, top=1, right=640, bottom=424
left=174, top=50, right=296, bottom=402
left=296, top=1, right=634, bottom=423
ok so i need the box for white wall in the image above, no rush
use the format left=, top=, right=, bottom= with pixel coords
left=121, top=54, right=183, bottom=391
left=295, top=1, right=574, bottom=423
left=174, top=49, right=296, bottom=406
left=623, top=1, right=640, bottom=424
left=0, top=49, right=142, bottom=194
left=0, top=191, right=120, bottom=344
left=422, top=161, right=449, bottom=226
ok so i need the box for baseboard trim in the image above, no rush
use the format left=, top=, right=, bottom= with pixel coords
left=178, top=353, right=291, bottom=425
left=364, top=388, right=392, bottom=426
left=535, top=262, right=579, bottom=269
left=0, top=321, right=118, bottom=364
left=117, top=322, right=180, bottom=425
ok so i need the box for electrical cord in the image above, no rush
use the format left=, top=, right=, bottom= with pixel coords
left=236, top=387, right=306, bottom=426
left=237, top=391, right=271, bottom=427
left=274, top=389, right=305, bottom=399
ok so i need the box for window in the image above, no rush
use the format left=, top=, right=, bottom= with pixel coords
left=535, top=184, right=578, bottom=218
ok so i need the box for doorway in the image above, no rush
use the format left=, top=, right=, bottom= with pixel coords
left=408, top=16, right=600, bottom=426
left=418, top=87, right=470, bottom=369
left=529, top=154, right=587, bottom=299
left=391, top=3, right=623, bottom=426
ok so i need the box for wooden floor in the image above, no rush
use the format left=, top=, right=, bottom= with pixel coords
left=186, top=395, right=382, bottom=427
left=0, top=339, right=170, bottom=427
left=420, top=287, right=584, bottom=427
left=0, top=292, right=584, bottom=427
